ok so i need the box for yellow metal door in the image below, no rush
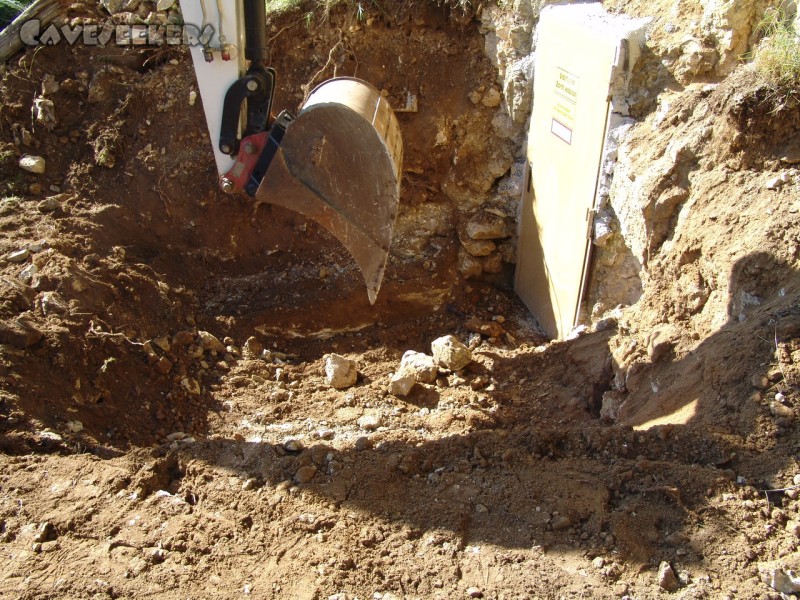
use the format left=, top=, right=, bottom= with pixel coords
left=515, top=5, right=621, bottom=340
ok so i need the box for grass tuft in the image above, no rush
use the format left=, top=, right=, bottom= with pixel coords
left=750, top=7, right=800, bottom=88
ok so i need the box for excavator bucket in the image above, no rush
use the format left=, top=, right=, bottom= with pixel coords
left=254, top=78, right=403, bottom=304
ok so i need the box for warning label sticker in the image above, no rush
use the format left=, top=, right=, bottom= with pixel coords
left=552, top=67, right=578, bottom=144
left=551, top=118, right=573, bottom=145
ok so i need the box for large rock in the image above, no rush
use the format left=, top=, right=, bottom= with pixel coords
left=459, top=225, right=496, bottom=257
left=466, top=210, right=510, bottom=240
left=457, top=248, right=483, bottom=279
left=503, top=54, right=535, bottom=124
left=398, top=350, right=438, bottom=384
left=431, top=335, right=472, bottom=371
left=325, top=353, right=357, bottom=389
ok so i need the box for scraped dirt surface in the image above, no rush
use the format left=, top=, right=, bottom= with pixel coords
left=1, top=1, right=800, bottom=599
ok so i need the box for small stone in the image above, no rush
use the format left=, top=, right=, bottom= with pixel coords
left=34, top=522, right=56, bottom=543
left=242, top=336, right=263, bottom=359
left=551, top=515, right=572, bottom=531
left=66, top=420, right=83, bottom=433
left=658, top=561, right=680, bottom=592
left=794, top=474, right=800, bottom=486
left=197, top=330, right=226, bottom=352
left=357, top=414, right=381, bottom=431
left=6, top=248, right=30, bottom=263
left=431, top=335, right=472, bottom=371
left=39, top=430, right=62, bottom=442
left=355, top=436, right=371, bottom=451
left=592, top=556, right=605, bottom=569
left=145, top=547, right=166, bottom=564
left=166, top=431, right=186, bottom=441
left=470, top=375, right=489, bottom=390
left=41, top=74, right=60, bottom=96
left=154, top=357, right=173, bottom=375
left=751, top=374, right=769, bottom=390
left=770, top=401, right=795, bottom=421
left=766, top=172, right=790, bottom=190
left=466, top=587, right=484, bottom=598
left=397, top=350, right=438, bottom=384
left=481, top=87, right=502, bottom=107
left=295, top=465, right=317, bottom=484
left=19, top=263, right=38, bottom=283
left=38, top=196, right=61, bottom=212
left=40, top=291, right=68, bottom=315
left=180, top=378, right=201, bottom=395
left=785, top=521, right=800, bottom=538
left=32, top=98, right=56, bottom=129
left=29, top=183, right=42, bottom=194
left=152, top=336, right=170, bottom=352
left=19, top=155, right=46, bottom=174
left=468, top=90, right=482, bottom=104
left=101, top=0, right=126, bottom=13
left=316, top=428, right=335, bottom=440
left=242, top=478, right=261, bottom=491
left=466, top=316, right=504, bottom=338
left=324, top=353, right=358, bottom=389
left=284, top=439, right=303, bottom=452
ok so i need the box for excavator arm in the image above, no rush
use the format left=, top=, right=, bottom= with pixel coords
left=180, top=0, right=402, bottom=304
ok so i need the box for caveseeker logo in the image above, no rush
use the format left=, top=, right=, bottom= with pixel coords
left=19, top=19, right=214, bottom=46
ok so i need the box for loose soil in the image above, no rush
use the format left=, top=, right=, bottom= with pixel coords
left=0, top=2, right=799, bottom=599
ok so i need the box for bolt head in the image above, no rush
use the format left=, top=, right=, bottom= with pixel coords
left=220, top=144, right=232, bottom=154
left=220, top=178, right=234, bottom=193
left=243, top=142, right=256, bottom=154
left=246, top=79, right=259, bottom=92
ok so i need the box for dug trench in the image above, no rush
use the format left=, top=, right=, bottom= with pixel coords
left=0, top=0, right=799, bottom=598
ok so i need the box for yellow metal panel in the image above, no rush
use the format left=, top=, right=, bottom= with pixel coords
left=515, top=6, right=620, bottom=340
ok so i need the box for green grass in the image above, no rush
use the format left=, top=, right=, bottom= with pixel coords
left=0, top=0, right=31, bottom=30
left=751, top=7, right=800, bottom=88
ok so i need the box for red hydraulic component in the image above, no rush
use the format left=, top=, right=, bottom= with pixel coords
left=218, top=131, right=268, bottom=194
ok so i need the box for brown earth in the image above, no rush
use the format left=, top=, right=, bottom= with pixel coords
left=0, top=1, right=799, bottom=599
